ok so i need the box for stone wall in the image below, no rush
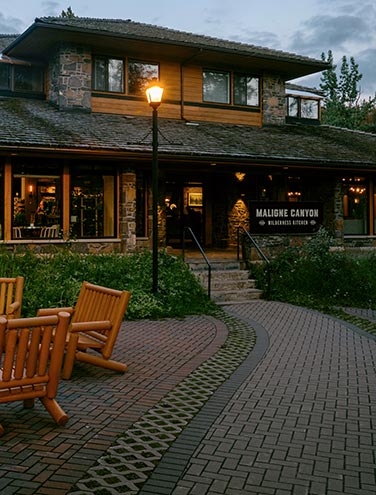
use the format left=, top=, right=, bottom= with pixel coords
left=48, top=44, right=91, bottom=111
left=119, top=171, right=137, bottom=252
left=262, top=75, right=286, bottom=126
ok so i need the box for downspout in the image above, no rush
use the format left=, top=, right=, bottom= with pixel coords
left=180, top=49, right=203, bottom=120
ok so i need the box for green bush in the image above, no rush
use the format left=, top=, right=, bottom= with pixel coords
left=252, top=228, right=376, bottom=310
left=0, top=249, right=215, bottom=320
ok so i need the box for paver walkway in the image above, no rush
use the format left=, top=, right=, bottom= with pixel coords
left=1, top=301, right=376, bottom=495
left=143, top=301, right=376, bottom=495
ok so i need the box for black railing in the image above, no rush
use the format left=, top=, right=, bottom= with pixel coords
left=182, top=227, right=212, bottom=298
left=237, top=226, right=271, bottom=298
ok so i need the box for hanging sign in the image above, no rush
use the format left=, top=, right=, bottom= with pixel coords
left=249, top=202, right=323, bottom=234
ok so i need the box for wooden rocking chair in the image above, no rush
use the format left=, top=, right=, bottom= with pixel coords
left=0, top=312, right=70, bottom=436
left=0, top=276, right=24, bottom=319
left=37, top=281, right=131, bottom=379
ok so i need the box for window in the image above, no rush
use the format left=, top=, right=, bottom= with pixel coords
left=0, top=63, right=43, bottom=93
left=128, top=60, right=159, bottom=95
left=203, top=70, right=260, bottom=106
left=12, top=163, right=62, bottom=239
left=287, top=96, right=320, bottom=120
left=203, top=70, right=230, bottom=104
left=0, top=64, right=10, bottom=89
left=342, top=177, right=368, bottom=235
left=234, top=75, right=259, bottom=106
left=70, top=166, right=116, bottom=238
left=93, top=57, right=124, bottom=92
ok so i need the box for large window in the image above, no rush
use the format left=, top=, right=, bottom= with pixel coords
left=203, top=69, right=260, bottom=107
left=70, top=167, right=116, bottom=238
left=92, top=57, right=124, bottom=92
left=128, top=60, right=159, bottom=96
left=12, top=164, right=62, bottom=240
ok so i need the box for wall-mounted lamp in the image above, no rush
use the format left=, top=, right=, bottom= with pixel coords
left=28, top=185, right=33, bottom=198
left=235, top=172, right=246, bottom=182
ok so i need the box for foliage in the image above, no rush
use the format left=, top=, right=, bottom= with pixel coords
left=320, top=50, right=376, bottom=131
left=60, top=7, right=75, bottom=18
left=252, top=228, right=376, bottom=311
left=0, top=249, right=215, bottom=320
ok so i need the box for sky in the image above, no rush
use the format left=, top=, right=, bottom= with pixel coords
left=0, top=0, right=375, bottom=98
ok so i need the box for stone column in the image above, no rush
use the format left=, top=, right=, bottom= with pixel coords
left=262, top=75, right=286, bottom=126
left=119, top=171, right=137, bottom=252
left=48, top=44, right=91, bottom=111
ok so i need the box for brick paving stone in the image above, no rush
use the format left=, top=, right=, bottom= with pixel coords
left=0, top=315, right=227, bottom=494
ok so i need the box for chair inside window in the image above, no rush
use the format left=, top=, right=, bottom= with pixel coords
left=12, top=227, right=22, bottom=239
left=0, top=312, right=70, bottom=436
left=40, top=224, right=60, bottom=238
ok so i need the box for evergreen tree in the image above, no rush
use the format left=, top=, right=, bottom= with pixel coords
left=60, top=7, right=75, bottom=18
left=320, top=50, right=376, bottom=131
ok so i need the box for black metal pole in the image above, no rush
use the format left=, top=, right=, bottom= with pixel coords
left=152, top=106, right=159, bottom=293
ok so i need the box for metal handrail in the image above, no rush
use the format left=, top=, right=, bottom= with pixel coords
left=237, top=226, right=271, bottom=298
left=182, top=227, right=212, bottom=298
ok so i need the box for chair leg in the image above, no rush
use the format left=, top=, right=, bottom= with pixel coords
left=76, top=351, right=128, bottom=373
left=0, top=423, right=4, bottom=436
left=23, top=398, right=35, bottom=409
left=40, top=397, right=68, bottom=426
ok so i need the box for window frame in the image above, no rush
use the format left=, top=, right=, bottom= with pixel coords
left=92, top=56, right=125, bottom=93
left=127, top=59, right=159, bottom=96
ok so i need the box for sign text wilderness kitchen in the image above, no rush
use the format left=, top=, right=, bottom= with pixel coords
left=249, top=202, right=323, bottom=234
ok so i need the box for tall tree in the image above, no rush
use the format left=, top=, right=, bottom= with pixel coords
left=320, top=50, right=376, bottom=131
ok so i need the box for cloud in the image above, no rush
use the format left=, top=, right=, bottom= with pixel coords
left=41, top=1, right=62, bottom=16
left=0, top=13, right=23, bottom=34
left=289, top=14, right=370, bottom=56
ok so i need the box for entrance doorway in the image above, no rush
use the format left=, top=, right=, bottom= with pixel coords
left=165, top=182, right=203, bottom=247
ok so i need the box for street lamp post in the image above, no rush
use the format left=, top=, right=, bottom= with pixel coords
left=146, top=81, right=164, bottom=293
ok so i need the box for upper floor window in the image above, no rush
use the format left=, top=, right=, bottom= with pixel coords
left=203, top=69, right=260, bottom=107
left=203, top=70, right=230, bottom=104
left=287, top=95, right=320, bottom=120
left=92, top=57, right=124, bottom=92
left=0, top=62, right=44, bottom=94
left=128, top=60, right=159, bottom=95
left=234, top=74, right=259, bottom=106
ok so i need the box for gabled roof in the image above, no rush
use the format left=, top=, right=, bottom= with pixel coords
left=3, top=17, right=330, bottom=80
left=0, top=97, right=375, bottom=169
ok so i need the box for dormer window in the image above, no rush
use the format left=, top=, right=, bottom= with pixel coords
left=286, top=95, right=320, bottom=123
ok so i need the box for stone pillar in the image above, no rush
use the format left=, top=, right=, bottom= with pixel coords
left=119, top=171, right=137, bottom=252
left=262, top=75, right=286, bottom=126
left=333, top=178, right=344, bottom=242
left=48, top=44, right=91, bottom=111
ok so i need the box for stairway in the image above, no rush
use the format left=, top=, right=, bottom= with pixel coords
left=187, top=257, right=263, bottom=305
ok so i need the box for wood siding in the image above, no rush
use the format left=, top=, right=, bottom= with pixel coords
left=91, top=61, right=262, bottom=127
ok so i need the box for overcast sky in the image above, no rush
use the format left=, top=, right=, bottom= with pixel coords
left=0, top=0, right=375, bottom=98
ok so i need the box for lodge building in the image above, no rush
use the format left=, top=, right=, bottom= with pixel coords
left=1, top=16, right=376, bottom=254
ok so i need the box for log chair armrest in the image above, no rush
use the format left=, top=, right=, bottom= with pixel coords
left=7, top=301, right=20, bottom=315
left=69, top=320, right=112, bottom=333
left=37, top=307, right=74, bottom=317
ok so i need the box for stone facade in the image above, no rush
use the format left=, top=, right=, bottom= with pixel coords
left=48, top=44, right=92, bottom=111
left=262, top=75, right=286, bottom=126
left=119, top=171, right=137, bottom=252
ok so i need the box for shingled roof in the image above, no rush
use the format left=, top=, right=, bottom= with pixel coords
left=1, top=97, right=375, bottom=169
left=3, top=17, right=329, bottom=80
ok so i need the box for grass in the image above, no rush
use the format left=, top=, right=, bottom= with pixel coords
left=0, top=248, right=216, bottom=320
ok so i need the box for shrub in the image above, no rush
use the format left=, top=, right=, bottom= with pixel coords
left=0, top=249, right=215, bottom=320
left=252, top=229, right=376, bottom=310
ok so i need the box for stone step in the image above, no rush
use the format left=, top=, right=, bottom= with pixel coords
left=188, top=260, right=244, bottom=271
left=211, top=287, right=263, bottom=303
left=195, top=269, right=251, bottom=283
